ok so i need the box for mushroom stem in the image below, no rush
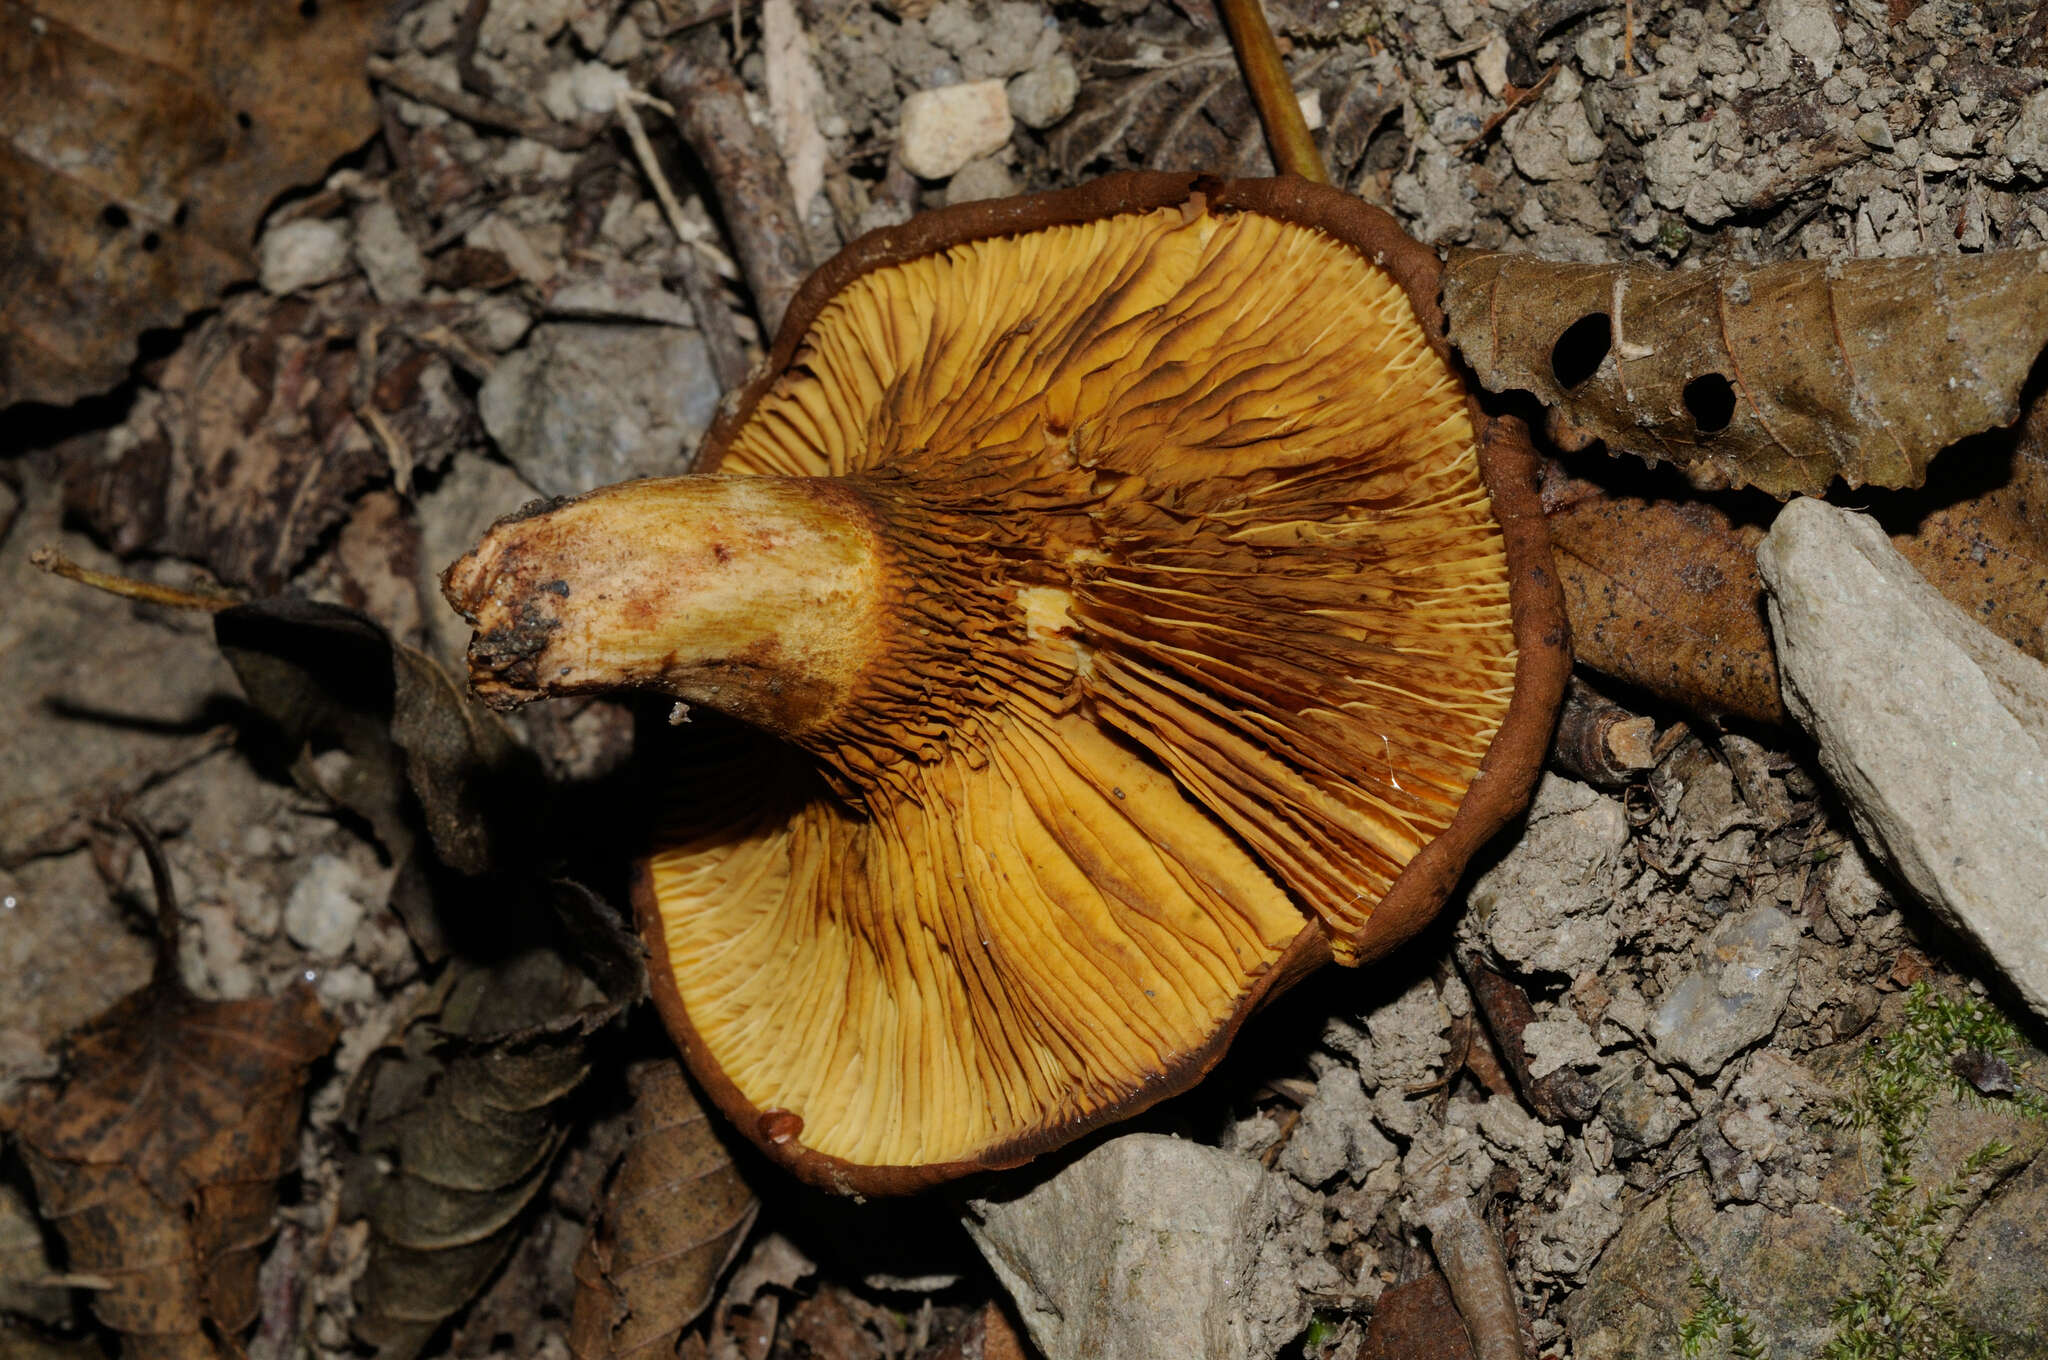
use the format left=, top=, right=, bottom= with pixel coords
left=441, top=475, right=886, bottom=738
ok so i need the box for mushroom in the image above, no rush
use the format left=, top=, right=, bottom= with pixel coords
left=443, top=173, right=1569, bottom=1193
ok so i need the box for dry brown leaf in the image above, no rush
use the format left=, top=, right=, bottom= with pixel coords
left=1444, top=248, right=2048, bottom=498
left=346, top=899, right=642, bottom=1360
left=1358, top=1269, right=1479, bottom=1360
left=0, top=0, right=381, bottom=408
left=1542, top=457, right=1783, bottom=725
left=0, top=822, right=338, bottom=1359
left=570, top=1059, right=758, bottom=1360
left=1545, top=412, right=2048, bottom=724
left=60, top=292, right=480, bottom=593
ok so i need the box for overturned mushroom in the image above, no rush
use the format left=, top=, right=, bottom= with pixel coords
left=444, top=173, right=1569, bottom=1193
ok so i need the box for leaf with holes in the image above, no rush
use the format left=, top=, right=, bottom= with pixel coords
left=1444, top=248, right=2048, bottom=499
left=0, top=0, right=381, bottom=408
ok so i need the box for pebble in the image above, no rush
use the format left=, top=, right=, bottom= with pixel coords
left=1007, top=56, right=1078, bottom=130
left=944, top=156, right=1018, bottom=206
left=1648, top=905, right=1803, bottom=1076
left=2002, top=90, right=2048, bottom=179
left=898, top=80, right=1013, bottom=180
left=283, top=853, right=370, bottom=960
left=1278, top=1066, right=1394, bottom=1187
left=1765, top=0, right=1841, bottom=77
left=965, top=1134, right=1307, bottom=1360
left=353, top=197, right=426, bottom=305
left=258, top=218, right=355, bottom=296
left=478, top=322, right=720, bottom=497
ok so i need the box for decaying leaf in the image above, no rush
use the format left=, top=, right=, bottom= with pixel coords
left=1542, top=457, right=1784, bottom=725
left=213, top=596, right=541, bottom=894
left=0, top=0, right=381, bottom=408
left=0, top=821, right=338, bottom=1358
left=1444, top=247, right=2048, bottom=498
left=345, top=893, right=644, bottom=1360
left=1358, top=1269, right=1479, bottom=1360
left=62, top=293, right=472, bottom=592
left=569, top=1059, right=758, bottom=1360
left=1545, top=412, right=2048, bottom=724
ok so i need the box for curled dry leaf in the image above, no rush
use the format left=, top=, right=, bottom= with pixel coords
left=345, top=932, right=634, bottom=1360
left=569, top=1059, right=758, bottom=1360
left=213, top=596, right=541, bottom=888
left=1444, top=248, right=2048, bottom=499
left=0, top=822, right=338, bottom=1359
left=0, top=0, right=380, bottom=408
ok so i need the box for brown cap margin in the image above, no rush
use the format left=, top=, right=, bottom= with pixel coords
left=649, top=172, right=1570, bottom=1194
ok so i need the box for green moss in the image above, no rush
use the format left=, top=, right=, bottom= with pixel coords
left=1673, top=985, right=2044, bottom=1359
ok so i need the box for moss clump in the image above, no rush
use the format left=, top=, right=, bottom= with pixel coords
left=1676, top=984, right=2044, bottom=1360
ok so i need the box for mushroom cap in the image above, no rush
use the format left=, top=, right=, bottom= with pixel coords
left=634, top=173, right=1569, bottom=1193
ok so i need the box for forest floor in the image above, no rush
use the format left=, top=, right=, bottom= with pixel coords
left=5, top=0, right=2048, bottom=1357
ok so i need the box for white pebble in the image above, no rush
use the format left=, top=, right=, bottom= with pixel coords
left=257, top=218, right=355, bottom=296
left=284, top=854, right=369, bottom=960
left=898, top=80, right=1013, bottom=180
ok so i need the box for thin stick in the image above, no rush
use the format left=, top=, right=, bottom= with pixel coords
left=616, top=90, right=692, bottom=247
left=366, top=55, right=602, bottom=152
left=30, top=548, right=241, bottom=612
left=1216, top=0, right=1328, bottom=182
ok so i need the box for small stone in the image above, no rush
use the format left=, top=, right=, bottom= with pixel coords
left=469, top=296, right=536, bottom=353
left=1278, top=1066, right=1391, bottom=1187
left=898, top=80, right=1013, bottom=179
left=966, top=1135, right=1308, bottom=1360
left=1766, top=0, right=1841, bottom=76
left=352, top=197, right=426, bottom=305
left=1465, top=774, right=1630, bottom=977
left=1296, top=88, right=1324, bottom=132
left=1853, top=110, right=1894, bottom=149
left=2002, top=90, right=2048, bottom=178
left=478, top=322, right=721, bottom=497
left=1007, top=55, right=1078, bottom=130
left=944, top=155, right=1017, bottom=205
left=1649, top=906, right=1804, bottom=1076
left=1523, top=1014, right=1602, bottom=1079
left=258, top=218, right=354, bottom=295
left=1597, top=1067, right=1685, bottom=1158
left=284, top=854, right=370, bottom=959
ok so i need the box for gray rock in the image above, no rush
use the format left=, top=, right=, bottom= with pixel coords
left=1007, top=56, right=1078, bottom=130
left=945, top=156, right=1018, bottom=206
left=1948, top=1140, right=2048, bottom=1353
left=1649, top=906, right=1803, bottom=1077
left=1765, top=0, right=1841, bottom=76
left=258, top=218, right=354, bottom=296
left=1756, top=499, right=2048, bottom=1025
left=965, top=1135, right=1308, bottom=1360
left=1596, top=1063, right=1687, bottom=1158
left=478, top=322, right=720, bottom=498
left=1569, top=1033, right=2047, bottom=1360
left=1279, top=1067, right=1393, bottom=1187
left=2002, top=90, right=2048, bottom=179
left=1465, top=773, right=1630, bottom=977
